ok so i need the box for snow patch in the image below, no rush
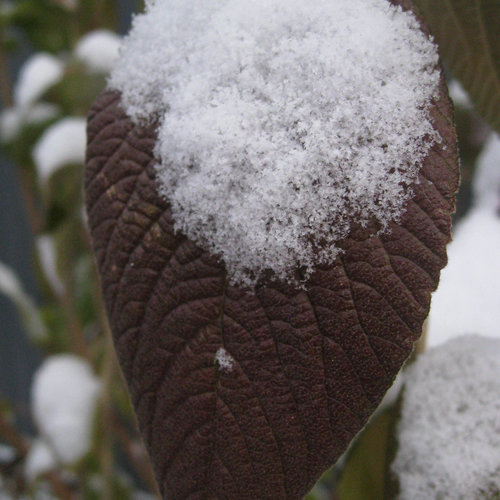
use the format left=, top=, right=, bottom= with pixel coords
left=32, top=117, right=87, bottom=183
left=428, top=133, right=500, bottom=347
left=0, top=444, right=16, bottom=465
left=392, top=336, right=500, bottom=499
left=448, top=80, right=472, bottom=109
left=75, top=30, right=121, bottom=73
left=110, top=0, right=441, bottom=285
left=31, top=355, right=101, bottom=465
left=0, top=103, right=59, bottom=143
left=215, top=347, right=234, bottom=372
left=14, top=53, right=64, bottom=108
left=36, top=235, right=65, bottom=296
left=24, top=438, right=57, bottom=481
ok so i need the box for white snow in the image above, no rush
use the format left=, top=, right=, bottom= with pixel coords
left=14, top=53, right=64, bottom=108
left=24, top=438, right=57, bottom=481
left=0, top=444, right=16, bottom=464
left=31, top=355, right=101, bottom=465
left=0, top=261, right=23, bottom=299
left=32, top=117, right=87, bottom=183
left=215, top=347, right=234, bottom=372
left=36, top=235, right=65, bottom=296
left=428, top=133, right=500, bottom=347
left=0, top=103, right=59, bottom=143
left=0, top=261, right=46, bottom=340
left=392, top=335, right=500, bottom=499
left=110, top=0, right=441, bottom=285
left=75, top=30, right=121, bottom=73
left=448, top=80, right=472, bottom=109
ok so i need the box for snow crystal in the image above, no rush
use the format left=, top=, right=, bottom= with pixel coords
left=14, top=53, right=64, bottom=108
left=31, top=355, right=101, bottom=465
left=32, top=117, right=87, bottom=183
left=75, top=30, right=121, bottom=73
left=392, top=336, right=500, bottom=499
left=428, top=133, right=500, bottom=347
left=110, top=0, right=441, bottom=285
left=215, top=347, right=234, bottom=372
left=24, top=438, right=56, bottom=481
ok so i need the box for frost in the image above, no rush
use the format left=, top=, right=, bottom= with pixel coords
left=428, top=133, right=500, bottom=347
left=24, top=439, right=57, bottom=481
left=392, top=336, right=500, bottom=499
left=31, top=355, right=101, bottom=465
left=215, top=347, right=234, bottom=372
left=14, top=53, right=64, bottom=108
left=110, top=0, right=441, bottom=285
left=75, top=30, right=121, bottom=73
left=32, top=117, right=87, bottom=183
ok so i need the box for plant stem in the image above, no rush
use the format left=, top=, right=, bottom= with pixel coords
left=0, top=46, right=13, bottom=107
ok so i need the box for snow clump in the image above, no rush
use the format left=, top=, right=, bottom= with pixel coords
left=31, top=355, right=101, bottom=465
left=110, top=0, right=441, bottom=285
left=392, top=336, right=500, bottom=499
left=428, top=133, right=500, bottom=347
left=215, top=347, right=234, bottom=372
left=75, top=30, right=121, bottom=73
left=32, top=117, right=87, bottom=183
left=14, top=53, right=64, bottom=108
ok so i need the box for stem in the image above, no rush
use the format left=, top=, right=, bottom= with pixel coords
left=98, top=329, right=115, bottom=500
left=0, top=45, right=13, bottom=107
left=112, top=411, right=160, bottom=497
left=0, top=413, right=74, bottom=499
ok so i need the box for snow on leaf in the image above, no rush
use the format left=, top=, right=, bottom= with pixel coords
left=32, top=117, right=87, bottom=184
left=428, top=133, right=500, bottom=347
left=31, top=355, right=100, bottom=465
left=74, top=30, right=121, bottom=73
left=392, top=336, right=500, bottom=499
left=24, top=438, right=57, bottom=482
left=215, top=347, right=234, bottom=373
left=110, top=0, right=442, bottom=285
left=0, top=261, right=46, bottom=340
left=14, top=53, right=64, bottom=108
left=85, top=57, right=457, bottom=500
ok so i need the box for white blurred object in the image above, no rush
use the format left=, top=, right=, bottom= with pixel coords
left=36, top=235, right=65, bottom=296
left=447, top=80, right=472, bottom=109
left=24, top=439, right=57, bottom=481
left=31, top=355, right=101, bottom=465
left=75, top=30, right=121, bottom=73
left=14, top=53, right=64, bottom=108
left=392, top=335, right=500, bottom=499
left=428, top=133, right=500, bottom=347
left=0, top=261, right=46, bottom=340
left=32, top=117, right=87, bottom=183
left=0, top=103, right=59, bottom=143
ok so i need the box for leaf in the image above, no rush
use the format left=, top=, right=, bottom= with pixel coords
left=414, top=0, right=500, bottom=134
left=84, top=11, right=459, bottom=500
left=337, top=405, right=400, bottom=500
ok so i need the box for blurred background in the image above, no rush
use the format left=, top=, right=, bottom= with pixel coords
left=0, top=0, right=497, bottom=498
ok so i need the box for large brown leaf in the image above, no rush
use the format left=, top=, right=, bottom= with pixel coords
left=84, top=13, right=459, bottom=500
